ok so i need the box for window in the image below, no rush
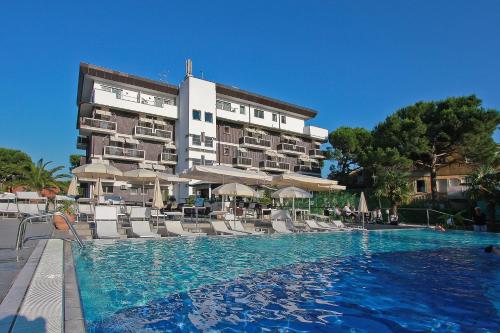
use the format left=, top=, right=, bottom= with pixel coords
left=192, top=109, right=201, bottom=120
left=205, top=137, right=214, bottom=148
left=281, top=115, right=286, bottom=124
left=112, top=87, right=122, bottom=99
left=201, top=155, right=205, bottom=165
left=224, top=126, right=230, bottom=134
left=254, top=109, right=264, bottom=119
left=103, top=185, right=114, bottom=194
left=223, top=147, right=230, bottom=155
left=272, top=113, right=278, bottom=122
left=416, top=180, right=426, bottom=193
left=216, top=100, right=231, bottom=111
left=240, top=105, right=246, bottom=114
left=205, top=112, right=213, bottom=123
left=192, top=135, right=201, bottom=146
left=154, top=97, right=164, bottom=108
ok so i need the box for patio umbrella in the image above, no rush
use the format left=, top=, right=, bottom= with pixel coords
left=120, top=169, right=159, bottom=206
left=272, top=173, right=346, bottom=192
left=180, top=165, right=271, bottom=185
left=213, top=183, right=257, bottom=226
left=358, top=192, right=369, bottom=229
left=152, top=177, right=163, bottom=230
left=92, top=177, right=103, bottom=199
left=72, top=163, right=122, bottom=204
left=272, top=186, right=312, bottom=222
left=67, top=176, right=79, bottom=196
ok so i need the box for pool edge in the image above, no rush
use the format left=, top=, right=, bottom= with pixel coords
left=64, top=241, right=86, bottom=333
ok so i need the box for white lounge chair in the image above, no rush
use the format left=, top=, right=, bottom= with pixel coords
left=131, top=221, right=161, bottom=238
left=17, top=203, right=41, bottom=216
left=77, top=204, right=94, bottom=222
left=211, top=221, right=248, bottom=236
left=305, top=219, right=332, bottom=231
left=227, top=218, right=265, bottom=235
left=271, top=220, right=293, bottom=234
left=332, top=220, right=356, bottom=230
left=95, top=206, right=121, bottom=239
left=317, top=221, right=342, bottom=230
left=165, top=220, right=206, bottom=237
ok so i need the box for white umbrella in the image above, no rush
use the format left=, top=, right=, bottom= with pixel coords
left=272, top=173, right=345, bottom=192
left=272, top=186, right=312, bottom=222
left=67, top=176, right=78, bottom=196
left=92, top=177, right=103, bottom=199
left=72, top=163, right=122, bottom=204
left=358, top=192, right=369, bottom=229
left=152, top=177, right=163, bottom=230
left=213, top=183, right=257, bottom=226
left=180, top=165, right=271, bottom=185
left=121, top=169, right=159, bottom=206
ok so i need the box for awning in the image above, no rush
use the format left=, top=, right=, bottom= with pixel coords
left=110, top=135, right=125, bottom=143
left=95, top=109, right=112, bottom=117
left=126, top=138, right=139, bottom=145
left=180, top=165, right=272, bottom=185
left=272, top=173, right=345, bottom=192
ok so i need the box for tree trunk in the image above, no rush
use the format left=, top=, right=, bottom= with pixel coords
left=430, top=160, right=438, bottom=208
left=486, top=201, right=496, bottom=232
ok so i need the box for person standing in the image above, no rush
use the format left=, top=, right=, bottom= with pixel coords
left=472, top=207, right=487, bottom=232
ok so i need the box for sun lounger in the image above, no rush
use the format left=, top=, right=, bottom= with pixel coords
left=317, top=221, right=343, bottom=230
left=131, top=220, right=161, bottom=238
left=165, top=220, right=206, bottom=237
left=305, top=219, right=333, bottom=231
left=228, top=219, right=265, bottom=235
left=77, top=204, right=94, bottom=222
left=211, top=220, right=248, bottom=236
left=17, top=203, right=41, bottom=216
left=271, top=220, right=293, bottom=234
left=95, top=206, right=121, bottom=239
left=332, top=220, right=356, bottom=230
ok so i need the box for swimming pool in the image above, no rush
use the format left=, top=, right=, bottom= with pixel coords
left=73, top=230, right=500, bottom=332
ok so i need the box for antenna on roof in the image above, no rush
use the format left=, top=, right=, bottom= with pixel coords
left=185, top=59, right=193, bottom=78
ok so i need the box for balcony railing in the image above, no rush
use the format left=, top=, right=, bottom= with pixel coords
left=134, top=126, right=172, bottom=142
left=103, top=146, right=145, bottom=161
left=80, top=117, right=117, bottom=133
left=239, top=136, right=271, bottom=150
left=76, top=136, right=88, bottom=150
left=259, top=160, right=290, bottom=172
left=294, top=165, right=321, bottom=174
left=233, top=157, right=252, bottom=167
left=309, top=149, right=325, bottom=159
left=277, top=143, right=306, bottom=155
left=160, top=153, right=177, bottom=165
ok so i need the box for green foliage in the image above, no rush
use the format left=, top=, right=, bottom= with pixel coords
left=372, top=95, right=499, bottom=203
left=327, top=127, right=372, bottom=182
left=17, top=158, right=70, bottom=192
left=466, top=165, right=500, bottom=203
left=69, top=154, right=83, bottom=171
left=56, top=200, right=76, bottom=215
left=0, top=147, right=32, bottom=190
left=373, top=170, right=413, bottom=213
left=258, top=188, right=272, bottom=206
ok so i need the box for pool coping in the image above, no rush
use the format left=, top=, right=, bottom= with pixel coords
left=0, top=240, right=47, bottom=332
left=64, top=241, right=86, bottom=333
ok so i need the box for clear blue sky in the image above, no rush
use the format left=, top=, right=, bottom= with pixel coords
left=0, top=0, right=498, bottom=173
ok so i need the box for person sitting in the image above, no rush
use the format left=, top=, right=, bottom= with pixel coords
left=372, top=208, right=383, bottom=224
left=435, top=224, right=446, bottom=232
left=484, top=245, right=500, bottom=255
left=334, top=205, right=342, bottom=217
left=389, top=212, right=399, bottom=225
left=472, top=207, right=487, bottom=232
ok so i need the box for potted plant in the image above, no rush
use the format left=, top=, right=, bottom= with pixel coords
left=54, top=200, right=76, bottom=230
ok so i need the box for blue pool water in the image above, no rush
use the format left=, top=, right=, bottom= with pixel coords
left=73, top=230, right=500, bottom=332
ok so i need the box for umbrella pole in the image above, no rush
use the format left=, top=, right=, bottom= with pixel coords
left=142, top=181, right=145, bottom=207
left=234, top=196, right=236, bottom=228
left=293, top=197, right=295, bottom=223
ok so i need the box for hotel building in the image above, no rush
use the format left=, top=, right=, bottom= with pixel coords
left=76, top=61, right=328, bottom=202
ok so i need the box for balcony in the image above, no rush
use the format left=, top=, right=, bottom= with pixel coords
left=309, top=149, right=325, bottom=159
left=79, top=117, right=117, bottom=135
left=294, top=165, right=321, bottom=174
left=259, top=160, right=290, bottom=173
left=134, top=126, right=173, bottom=142
left=160, top=153, right=177, bottom=165
left=239, top=136, right=271, bottom=150
left=277, top=143, right=306, bottom=156
left=103, top=146, right=145, bottom=162
left=232, top=157, right=252, bottom=168
left=76, top=136, right=88, bottom=150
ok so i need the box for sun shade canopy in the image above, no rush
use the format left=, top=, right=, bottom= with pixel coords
left=180, top=165, right=272, bottom=185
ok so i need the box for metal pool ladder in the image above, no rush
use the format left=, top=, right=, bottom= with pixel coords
left=15, top=212, right=85, bottom=253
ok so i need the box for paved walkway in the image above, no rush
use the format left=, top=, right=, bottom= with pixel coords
left=0, top=218, right=51, bottom=302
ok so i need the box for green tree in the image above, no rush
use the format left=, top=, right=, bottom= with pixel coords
left=327, top=127, right=372, bottom=183
left=69, top=154, right=84, bottom=171
left=373, top=170, right=413, bottom=215
left=18, top=159, right=70, bottom=192
left=466, top=165, right=500, bottom=230
left=373, top=95, right=499, bottom=205
left=0, top=147, right=32, bottom=191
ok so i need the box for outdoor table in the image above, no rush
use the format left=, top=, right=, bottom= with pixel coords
left=295, top=209, right=309, bottom=221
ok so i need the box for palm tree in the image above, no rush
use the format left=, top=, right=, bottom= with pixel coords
left=19, top=159, right=70, bottom=192
left=466, top=165, right=500, bottom=230
left=374, top=170, right=413, bottom=215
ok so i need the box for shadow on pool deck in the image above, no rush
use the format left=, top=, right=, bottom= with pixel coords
left=0, top=314, right=47, bottom=332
